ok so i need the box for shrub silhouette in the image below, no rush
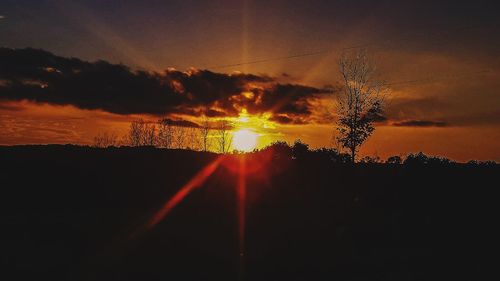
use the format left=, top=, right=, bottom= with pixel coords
left=291, top=139, right=309, bottom=160
left=311, top=148, right=350, bottom=164
left=386, top=155, right=402, bottom=164
left=466, top=159, right=497, bottom=167
left=359, top=155, right=382, bottom=164
left=404, top=152, right=456, bottom=166
left=261, top=141, right=292, bottom=160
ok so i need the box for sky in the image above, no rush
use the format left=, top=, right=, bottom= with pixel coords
left=1, top=0, right=499, bottom=161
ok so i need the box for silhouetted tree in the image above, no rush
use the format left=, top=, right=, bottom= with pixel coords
left=128, top=120, right=143, bottom=146
left=171, top=126, right=186, bottom=149
left=200, top=117, right=211, bottom=152
left=264, top=141, right=292, bottom=160
left=359, top=155, right=382, bottom=164
left=292, top=139, right=309, bottom=160
left=403, top=152, right=430, bottom=165
left=312, top=148, right=350, bottom=164
left=142, top=123, right=156, bottom=146
left=157, top=119, right=202, bottom=150
left=93, top=131, right=119, bottom=148
left=466, top=160, right=497, bottom=166
left=157, top=119, right=174, bottom=148
left=336, top=49, right=388, bottom=163
left=386, top=155, right=402, bottom=164
left=185, top=126, right=202, bottom=151
left=466, top=160, right=479, bottom=166
left=403, top=152, right=454, bottom=166
left=427, top=156, right=454, bottom=166
left=128, top=119, right=157, bottom=146
left=216, top=120, right=232, bottom=153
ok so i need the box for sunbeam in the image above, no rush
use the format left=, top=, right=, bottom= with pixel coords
left=147, top=156, right=224, bottom=229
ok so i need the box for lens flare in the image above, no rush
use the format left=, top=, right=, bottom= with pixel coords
left=237, top=155, right=247, bottom=280
left=147, top=156, right=224, bottom=229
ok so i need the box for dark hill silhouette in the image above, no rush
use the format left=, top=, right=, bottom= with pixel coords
left=0, top=145, right=497, bottom=281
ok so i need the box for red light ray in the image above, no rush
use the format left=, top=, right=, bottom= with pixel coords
left=237, top=156, right=247, bottom=255
left=222, top=151, right=272, bottom=175
left=147, top=156, right=224, bottom=229
left=237, top=155, right=247, bottom=281
left=133, top=152, right=274, bottom=280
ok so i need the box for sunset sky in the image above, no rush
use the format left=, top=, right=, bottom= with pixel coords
left=1, top=0, right=499, bottom=161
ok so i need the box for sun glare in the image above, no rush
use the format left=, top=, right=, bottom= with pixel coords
left=233, top=129, right=258, bottom=152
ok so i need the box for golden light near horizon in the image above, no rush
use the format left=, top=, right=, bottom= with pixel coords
left=227, top=108, right=278, bottom=151
left=233, top=129, right=258, bottom=152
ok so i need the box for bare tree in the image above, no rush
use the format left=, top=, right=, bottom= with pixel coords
left=200, top=116, right=211, bottom=152
left=141, top=122, right=156, bottom=146
left=93, top=131, right=118, bottom=148
left=157, top=119, right=174, bottom=148
left=128, top=120, right=143, bottom=146
left=216, top=120, right=232, bottom=153
left=185, top=126, right=202, bottom=151
left=336, top=50, right=387, bottom=163
left=170, top=125, right=186, bottom=149
left=128, top=119, right=157, bottom=146
left=128, top=118, right=208, bottom=150
left=157, top=118, right=204, bottom=150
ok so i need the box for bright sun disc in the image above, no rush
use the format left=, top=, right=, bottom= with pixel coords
left=233, top=129, right=258, bottom=152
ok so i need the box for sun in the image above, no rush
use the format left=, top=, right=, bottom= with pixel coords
left=233, top=129, right=258, bottom=152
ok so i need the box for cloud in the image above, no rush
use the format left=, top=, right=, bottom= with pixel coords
left=0, top=48, right=330, bottom=124
left=0, top=101, right=24, bottom=111
left=161, top=118, right=199, bottom=128
left=383, top=94, right=500, bottom=128
left=448, top=110, right=500, bottom=127
left=269, top=114, right=307, bottom=125
left=393, top=120, right=449, bottom=127
left=379, top=96, right=453, bottom=127
left=385, top=97, right=448, bottom=120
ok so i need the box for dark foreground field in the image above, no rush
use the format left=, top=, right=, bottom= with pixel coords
left=0, top=145, right=497, bottom=281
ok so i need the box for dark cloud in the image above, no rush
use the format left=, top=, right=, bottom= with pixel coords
left=205, top=109, right=227, bottom=117
left=0, top=48, right=330, bottom=124
left=165, top=68, right=273, bottom=105
left=161, top=118, right=199, bottom=128
left=0, top=101, right=24, bottom=111
left=385, top=97, right=448, bottom=121
left=384, top=96, right=500, bottom=127
left=393, top=120, right=449, bottom=127
left=449, top=110, right=500, bottom=127
left=269, top=114, right=307, bottom=125
left=0, top=48, right=181, bottom=115
left=243, top=84, right=331, bottom=117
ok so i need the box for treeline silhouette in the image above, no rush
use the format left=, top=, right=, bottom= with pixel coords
left=0, top=145, right=497, bottom=281
left=94, top=118, right=233, bottom=153
left=95, top=134, right=498, bottom=166
left=262, top=140, right=497, bottom=166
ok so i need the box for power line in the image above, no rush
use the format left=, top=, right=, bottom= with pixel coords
left=202, top=24, right=496, bottom=88
left=207, top=50, right=328, bottom=70
left=206, top=43, right=374, bottom=70
left=204, top=25, right=482, bottom=70
left=384, top=69, right=492, bottom=87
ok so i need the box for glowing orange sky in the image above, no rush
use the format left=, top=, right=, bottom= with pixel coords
left=1, top=98, right=498, bottom=162
left=1, top=1, right=499, bottom=161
